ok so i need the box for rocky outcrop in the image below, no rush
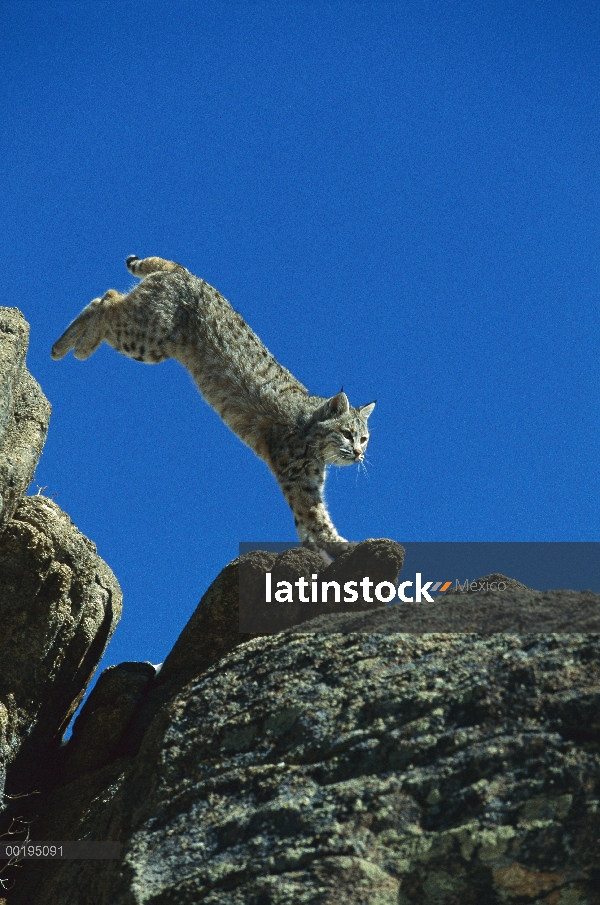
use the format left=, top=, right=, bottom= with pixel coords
left=60, top=661, right=155, bottom=786
left=0, top=308, right=51, bottom=530
left=290, top=582, right=600, bottom=632
left=95, top=539, right=406, bottom=763
left=0, top=310, right=122, bottom=832
left=9, top=556, right=600, bottom=903
left=0, top=487, right=123, bottom=804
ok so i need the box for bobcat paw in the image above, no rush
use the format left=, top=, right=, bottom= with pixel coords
left=328, top=541, right=359, bottom=559
left=303, top=540, right=358, bottom=560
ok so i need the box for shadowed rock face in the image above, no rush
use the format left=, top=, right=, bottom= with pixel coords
left=0, top=307, right=51, bottom=529
left=30, top=541, right=401, bottom=792
left=0, top=497, right=122, bottom=798
left=60, top=661, right=156, bottom=786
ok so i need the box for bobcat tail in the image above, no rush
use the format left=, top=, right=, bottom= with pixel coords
left=125, top=255, right=187, bottom=278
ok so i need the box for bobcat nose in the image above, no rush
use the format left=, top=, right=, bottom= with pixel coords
left=354, top=449, right=363, bottom=461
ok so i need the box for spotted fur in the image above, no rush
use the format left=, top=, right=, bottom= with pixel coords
left=52, top=255, right=375, bottom=555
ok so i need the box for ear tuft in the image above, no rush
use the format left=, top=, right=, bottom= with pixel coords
left=359, top=401, right=376, bottom=419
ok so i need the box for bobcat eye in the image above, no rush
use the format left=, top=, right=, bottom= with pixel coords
left=360, top=436, right=368, bottom=444
left=341, top=430, right=353, bottom=441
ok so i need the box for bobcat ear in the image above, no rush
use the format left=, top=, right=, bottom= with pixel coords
left=359, top=401, right=376, bottom=419
left=312, top=392, right=350, bottom=423
left=326, top=392, right=350, bottom=417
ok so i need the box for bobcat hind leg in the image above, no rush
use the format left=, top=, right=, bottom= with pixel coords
left=51, top=289, right=123, bottom=361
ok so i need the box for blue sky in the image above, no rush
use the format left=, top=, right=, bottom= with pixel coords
left=3, top=1, right=600, bottom=674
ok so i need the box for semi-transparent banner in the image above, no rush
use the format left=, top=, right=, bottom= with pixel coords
left=238, top=542, right=600, bottom=633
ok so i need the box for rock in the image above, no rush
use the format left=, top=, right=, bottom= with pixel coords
left=445, top=572, right=529, bottom=594
left=0, top=496, right=122, bottom=800
left=239, top=539, right=405, bottom=631
left=113, top=554, right=272, bottom=759
left=6, top=517, right=598, bottom=904
left=317, top=537, right=406, bottom=602
left=0, top=307, right=51, bottom=530
left=10, top=623, right=600, bottom=902
left=239, top=546, right=329, bottom=632
left=60, top=662, right=156, bottom=785
left=109, top=540, right=405, bottom=757
left=238, top=547, right=333, bottom=635
left=289, top=585, right=600, bottom=633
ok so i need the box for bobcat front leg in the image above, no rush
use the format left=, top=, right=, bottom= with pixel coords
left=278, top=472, right=353, bottom=558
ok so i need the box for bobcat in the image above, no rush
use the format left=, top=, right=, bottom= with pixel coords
left=52, top=256, right=375, bottom=556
